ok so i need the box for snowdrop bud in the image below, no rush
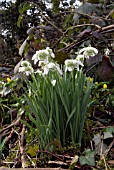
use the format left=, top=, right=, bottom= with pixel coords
left=51, top=80, right=56, bottom=86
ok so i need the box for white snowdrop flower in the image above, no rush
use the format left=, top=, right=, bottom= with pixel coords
left=50, top=52, right=55, bottom=58
left=19, top=66, right=33, bottom=76
left=79, top=46, right=98, bottom=58
left=21, top=60, right=31, bottom=67
left=47, top=62, right=56, bottom=69
left=56, top=65, right=63, bottom=75
left=19, top=60, right=33, bottom=76
left=32, top=53, right=39, bottom=65
left=48, top=63, right=62, bottom=75
left=43, top=66, right=49, bottom=75
left=43, top=62, right=62, bottom=75
left=34, top=69, right=43, bottom=75
left=43, top=63, right=56, bottom=75
left=19, top=66, right=26, bottom=73
left=32, top=49, right=49, bottom=65
left=51, top=80, right=56, bottom=86
left=32, top=47, right=55, bottom=65
left=65, top=59, right=84, bottom=72
left=65, top=59, right=75, bottom=72
left=46, top=47, right=55, bottom=58
left=25, top=67, right=34, bottom=76
left=76, top=54, right=84, bottom=60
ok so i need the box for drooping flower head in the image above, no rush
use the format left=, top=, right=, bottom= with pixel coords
left=43, top=62, right=63, bottom=75
left=65, top=59, right=84, bottom=72
left=46, top=47, right=55, bottom=58
left=32, top=47, right=55, bottom=65
left=19, top=60, right=34, bottom=76
left=79, top=46, right=98, bottom=58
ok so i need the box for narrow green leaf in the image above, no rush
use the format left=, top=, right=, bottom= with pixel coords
left=17, top=15, right=23, bottom=27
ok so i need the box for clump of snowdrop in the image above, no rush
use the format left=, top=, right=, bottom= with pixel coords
left=78, top=46, right=98, bottom=58
left=21, top=46, right=94, bottom=149
left=18, top=46, right=98, bottom=77
left=19, top=60, right=34, bottom=76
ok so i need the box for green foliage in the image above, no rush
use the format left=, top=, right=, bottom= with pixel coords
left=27, top=144, right=39, bottom=157
left=79, top=149, right=95, bottom=166
left=17, top=2, right=33, bottom=27
left=0, top=137, right=6, bottom=165
left=0, top=77, right=24, bottom=126
left=104, top=127, right=114, bottom=134
left=90, top=81, right=114, bottom=112
left=23, top=66, right=92, bottom=149
left=1, top=0, right=114, bottom=168
left=51, top=0, right=60, bottom=13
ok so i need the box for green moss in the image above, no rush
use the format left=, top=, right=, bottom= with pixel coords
left=27, top=144, right=39, bottom=157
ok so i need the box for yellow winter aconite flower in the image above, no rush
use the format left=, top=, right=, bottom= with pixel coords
left=103, top=84, right=107, bottom=89
left=95, top=82, right=98, bottom=85
left=89, top=78, right=93, bottom=83
left=84, top=85, right=86, bottom=90
left=7, top=78, right=11, bottom=83
left=86, top=77, right=93, bottom=83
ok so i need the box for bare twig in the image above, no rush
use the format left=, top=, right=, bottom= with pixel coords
left=26, top=154, right=36, bottom=167
left=97, top=24, right=114, bottom=32
left=58, top=24, right=114, bottom=52
left=64, top=24, right=101, bottom=35
left=5, top=129, right=14, bottom=143
left=92, top=126, right=114, bottom=130
left=0, top=113, right=23, bottom=134
left=0, top=64, right=14, bottom=68
left=100, top=138, right=114, bottom=160
left=0, top=73, right=11, bottom=77
left=103, top=156, right=108, bottom=170
left=19, top=124, right=26, bottom=168
left=52, top=24, right=100, bottom=48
